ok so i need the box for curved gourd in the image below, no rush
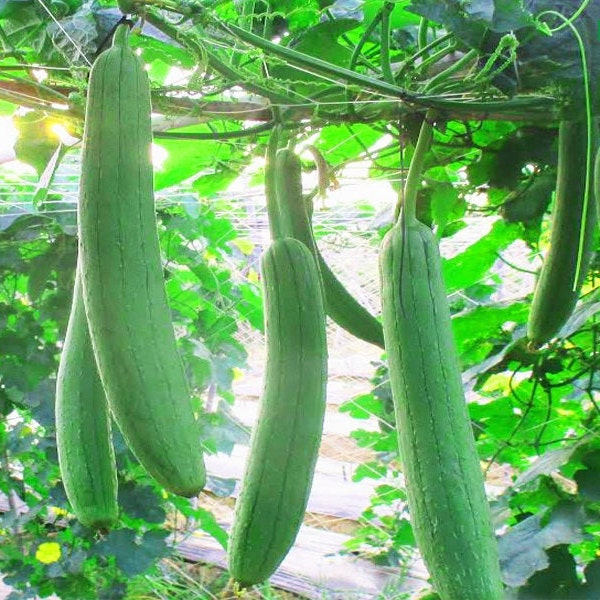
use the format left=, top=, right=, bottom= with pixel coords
left=274, top=148, right=385, bottom=349
left=56, top=269, right=118, bottom=529
left=527, top=120, right=598, bottom=346
left=78, top=24, right=205, bottom=496
left=228, top=238, right=328, bottom=587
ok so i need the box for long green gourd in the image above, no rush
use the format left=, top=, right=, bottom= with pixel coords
left=379, top=117, right=504, bottom=599
left=78, top=24, right=205, bottom=497
left=595, top=139, right=600, bottom=223
left=55, top=268, right=118, bottom=529
left=527, top=120, right=598, bottom=346
left=228, top=237, right=328, bottom=587
left=274, top=148, right=385, bottom=349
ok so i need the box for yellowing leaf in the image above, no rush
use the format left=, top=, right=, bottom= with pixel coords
left=231, top=238, right=254, bottom=255
left=480, top=373, right=511, bottom=394
left=35, top=542, right=61, bottom=564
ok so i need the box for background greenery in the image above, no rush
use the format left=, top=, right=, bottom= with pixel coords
left=2, top=0, right=600, bottom=598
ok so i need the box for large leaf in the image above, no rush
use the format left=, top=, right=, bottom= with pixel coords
left=270, top=18, right=359, bottom=85
left=453, top=301, right=529, bottom=368
left=91, top=529, right=170, bottom=577
left=270, top=0, right=321, bottom=31
left=315, top=123, right=384, bottom=165
left=464, top=0, right=535, bottom=32
left=47, top=3, right=100, bottom=67
left=513, top=544, right=579, bottom=599
left=442, top=219, right=520, bottom=294
left=0, top=0, right=34, bottom=19
left=118, top=483, right=166, bottom=524
left=499, top=502, right=587, bottom=588
left=153, top=130, right=238, bottom=190
left=363, top=0, right=421, bottom=29
left=513, top=443, right=583, bottom=488
left=13, top=112, right=60, bottom=176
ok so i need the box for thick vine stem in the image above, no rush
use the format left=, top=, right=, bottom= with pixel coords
left=422, top=49, right=478, bottom=94
left=141, top=8, right=302, bottom=107
left=418, top=17, right=429, bottom=52
left=395, top=33, right=454, bottom=82
left=380, top=2, right=395, bottom=85
left=153, top=121, right=275, bottom=140
left=209, top=18, right=559, bottom=118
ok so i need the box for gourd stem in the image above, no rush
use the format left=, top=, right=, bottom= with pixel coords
left=265, top=126, right=283, bottom=240
left=399, top=113, right=433, bottom=224
left=112, top=23, right=130, bottom=47
left=273, top=148, right=299, bottom=240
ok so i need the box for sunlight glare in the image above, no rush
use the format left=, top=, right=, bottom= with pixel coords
left=0, top=117, right=18, bottom=163
left=32, top=68, right=48, bottom=83
left=164, top=66, right=195, bottom=86
left=152, top=142, right=168, bottom=170
left=50, top=123, right=78, bottom=146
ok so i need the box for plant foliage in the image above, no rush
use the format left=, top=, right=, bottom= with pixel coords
left=1, top=0, right=600, bottom=598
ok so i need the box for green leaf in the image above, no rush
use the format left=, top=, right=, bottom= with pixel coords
left=271, top=19, right=358, bottom=84
left=574, top=469, right=600, bottom=502
left=0, top=99, right=16, bottom=115
left=118, top=482, right=166, bottom=524
left=154, top=132, right=236, bottom=190
left=442, top=219, right=520, bottom=294
left=199, top=400, right=250, bottom=455
left=513, top=444, right=582, bottom=488
left=390, top=517, right=416, bottom=547
left=339, top=393, right=383, bottom=419
left=580, top=560, right=600, bottom=595
left=407, top=0, right=488, bottom=48
left=465, top=0, right=535, bottom=32
left=363, top=0, right=421, bottom=29
left=0, top=0, right=33, bottom=19
left=32, top=141, right=68, bottom=210
left=513, top=544, right=580, bottom=598
left=351, top=429, right=398, bottom=453
left=92, top=529, right=169, bottom=577
left=169, top=497, right=229, bottom=549
left=499, top=502, right=587, bottom=588
left=191, top=506, right=228, bottom=549
left=46, top=5, right=100, bottom=66
left=371, top=483, right=407, bottom=506
left=352, top=461, right=388, bottom=482
left=13, top=112, right=60, bottom=176
left=132, top=30, right=196, bottom=73
left=192, top=167, right=239, bottom=198
left=316, top=123, right=384, bottom=164
left=26, top=239, right=67, bottom=302
left=205, top=475, right=236, bottom=498
left=429, top=181, right=463, bottom=235
left=272, top=1, right=321, bottom=31
left=453, top=302, right=529, bottom=367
